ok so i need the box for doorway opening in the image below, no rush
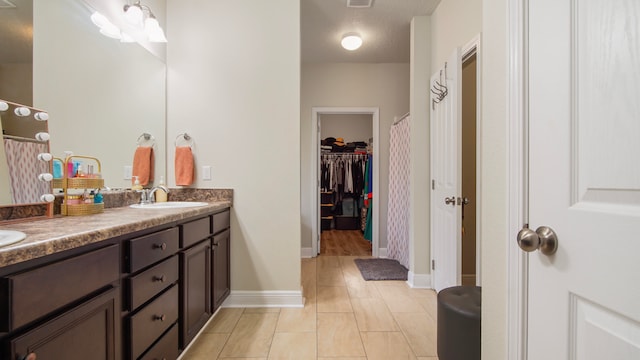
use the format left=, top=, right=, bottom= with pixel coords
left=461, top=51, right=478, bottom=286
left=319, top=113, right=372, bottom=256
left=311, top=107, right=380, bottom=258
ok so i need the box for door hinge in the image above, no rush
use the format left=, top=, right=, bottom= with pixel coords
left=432, top=259, right=435, bottom=270
left=432, top=180, right=435, bottom=190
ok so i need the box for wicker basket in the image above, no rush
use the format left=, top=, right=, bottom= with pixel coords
left=62, top=202, right=104, bottom=216
left=66, top=178, right=104, bottom=189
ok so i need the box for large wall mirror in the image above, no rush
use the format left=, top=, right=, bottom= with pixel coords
left=0, top=0, right=166, bottom=207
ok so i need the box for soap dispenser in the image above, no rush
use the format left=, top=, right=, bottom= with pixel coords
left=131, top=176, right=143, bottom=191
left=155, top=176, right=168, bottom=203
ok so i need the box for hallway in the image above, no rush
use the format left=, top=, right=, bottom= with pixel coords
left=181, top=256, right=439, bottom=359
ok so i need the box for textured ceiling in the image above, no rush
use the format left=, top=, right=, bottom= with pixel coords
left=301, top=0, right=441, bottom=64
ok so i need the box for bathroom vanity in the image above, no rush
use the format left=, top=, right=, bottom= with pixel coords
left=0, top=200, right=231, bottom=360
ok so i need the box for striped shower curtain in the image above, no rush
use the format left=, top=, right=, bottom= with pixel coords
left=387, top=115, right=411, bottom=268
left=3, top=139, right=50, bottom=203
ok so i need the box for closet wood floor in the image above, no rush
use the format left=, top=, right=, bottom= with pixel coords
left=321, top=230, right=372, bottom=256
left=181, top=256, right=439, bottom=360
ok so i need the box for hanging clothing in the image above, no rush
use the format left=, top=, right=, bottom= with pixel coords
left=387, top=115, right=411, bottom=268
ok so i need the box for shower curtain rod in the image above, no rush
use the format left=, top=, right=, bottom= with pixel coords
left=392, top=112, right=410, bottom=125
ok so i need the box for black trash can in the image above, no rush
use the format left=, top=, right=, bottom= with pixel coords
left=437, top=286, right=481, bottom=360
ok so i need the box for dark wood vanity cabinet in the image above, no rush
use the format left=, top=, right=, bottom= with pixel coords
left=212, top=228, right=230, bottom=311
left=0, top=245, right=121, bottom=360
left=9, top=287, right=120, bottom=360
left=0, top=207, right=231, bottom=360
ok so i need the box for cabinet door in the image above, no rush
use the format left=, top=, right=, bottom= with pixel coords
left=212, top=229, right=230, bottom=311
left=9, top=287, right=120, bottom=360
left=180, top=240, right=211, bottom=348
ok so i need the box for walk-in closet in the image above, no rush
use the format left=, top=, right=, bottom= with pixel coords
left=319, top=114, right=373, bottom=256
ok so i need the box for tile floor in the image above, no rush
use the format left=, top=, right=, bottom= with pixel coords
left=181, top=256, right=439, bottom=359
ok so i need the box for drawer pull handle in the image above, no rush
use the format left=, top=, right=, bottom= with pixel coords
left=153, top=275, right=166, bottom=283
left=154, top=314, right=166, bottom=322
left=154, top=242, right=167, bottom=250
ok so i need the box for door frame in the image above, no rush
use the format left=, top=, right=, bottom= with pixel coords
left=311, top=107, right=380, bottom=257
left=507, top=0, right=528, bottom=358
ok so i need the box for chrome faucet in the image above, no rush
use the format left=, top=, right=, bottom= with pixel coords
left=148, top=185, right=170, bottom=203
left=136, top=185, right=170, bottom=205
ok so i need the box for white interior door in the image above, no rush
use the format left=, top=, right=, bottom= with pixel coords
left=526, top=0, right=640, bottom=358
left=430, top=48, right=462, bottom=292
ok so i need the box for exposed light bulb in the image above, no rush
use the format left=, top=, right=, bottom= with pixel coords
left=341, top=33, right=363, bottom=51
left=0, top=102, right=8, bottom=111
left=124, top=3, right=144, bottom=27
left=145, top=17, right=167, bottom=43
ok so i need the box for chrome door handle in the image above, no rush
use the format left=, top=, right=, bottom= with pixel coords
left=444, top=197, right=456, bottom=205
left=516, top=225, right=558, bottom=255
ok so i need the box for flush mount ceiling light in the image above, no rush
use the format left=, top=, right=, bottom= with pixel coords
left=341, top=33, right=363, bottom=51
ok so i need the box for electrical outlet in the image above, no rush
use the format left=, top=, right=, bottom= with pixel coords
left=202, top=166, right=212, bottom=181
left=123, top=165, right=132, bottom=180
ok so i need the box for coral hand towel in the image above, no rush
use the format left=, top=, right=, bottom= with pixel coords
left=175, top=146, right=194, bottom=186
left=132, top=146, right=154, bottom=186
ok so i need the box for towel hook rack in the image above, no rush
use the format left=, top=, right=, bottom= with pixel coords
left=136, top=133, right=156, bottom=147
left=175, top=133, right=194, bottom=148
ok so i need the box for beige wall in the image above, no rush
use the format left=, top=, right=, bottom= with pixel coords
left=167, top=0, right=301, bottom=292
left=301, top=63, right=410, bottom=251
left=320, top=114, right=372, bottom=144
left=481, top=0, right=509, bottom=357
left=431, top=0, right=483, bottom=73
left=0, top=63, right=32, bottom=105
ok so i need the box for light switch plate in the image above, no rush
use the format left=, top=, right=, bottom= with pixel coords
left=123, top=165, right=132, bottom=180
left=202, top=165, right=212, bottom=181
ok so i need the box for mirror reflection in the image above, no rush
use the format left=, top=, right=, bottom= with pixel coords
left=0, top=0, right=166, bottom=206
left=0, top=100, right=51, bottom=204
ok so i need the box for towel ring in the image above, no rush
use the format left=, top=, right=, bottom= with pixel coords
left=137, top=133, right=156, bottom=147
left=175, top=133, right=194, bottom=148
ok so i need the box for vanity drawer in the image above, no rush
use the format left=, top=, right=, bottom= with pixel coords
left=127, top=228, right=179, bottom=273
left=127, top=255, right=179, bottom=311
left=130, top=285, right=179, bottom=360
left=180, top=216, right=211, bottom=248
left=0, top=245, right=119, bottom=332
left=139, top=323, right=179, bottom=360
left=213, top=210, right=230, bottom=235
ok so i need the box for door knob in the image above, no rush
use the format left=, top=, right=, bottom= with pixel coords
left=444, top=197, right=456, bottom=205
left=516, top=225, right=558, bottom=255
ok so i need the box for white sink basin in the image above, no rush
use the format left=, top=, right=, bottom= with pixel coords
left=130, top=201, right=209, bottom=209
left=0, top=230, right=27, bottom=248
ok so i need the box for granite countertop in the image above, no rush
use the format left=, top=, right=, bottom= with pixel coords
left=0, top=200, right=232, bottom=268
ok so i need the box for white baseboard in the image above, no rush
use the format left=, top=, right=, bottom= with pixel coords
left=221, top=290, right=304, bottom=308
left=301, top=247, right=314, bottom=258
left=407, top=271, right=432, bottom=289
left=378, top=247, right=388, bottom=258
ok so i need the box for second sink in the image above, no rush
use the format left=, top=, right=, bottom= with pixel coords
left=130, top=201, right=209, bottom=209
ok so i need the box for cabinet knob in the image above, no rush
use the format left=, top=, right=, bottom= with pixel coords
left=154, top=314, right=166, bottom=322
left=154, top=242, right=167, bottom=250
left=23, top=353, right=37, bottom=360
left=153, top=275, right=165, bottom=283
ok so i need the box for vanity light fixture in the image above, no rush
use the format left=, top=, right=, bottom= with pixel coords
left=0, top=101, right=8, bottom=111
left=14, top=106, right=31, bottom=117
left=341, top=33, right=363, bottom=51
left=123, top=2, right=167, bottom=43
left=34, top=112, right=49, bottom=121
left=91, top=11, right=122, bottom=40
left=35, top=132, right=50, bottom=142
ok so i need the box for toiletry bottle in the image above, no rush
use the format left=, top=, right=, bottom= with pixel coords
left=94, top=190, right=103, bottom=204
left=155, top=176, right=168, bottom=202
left=75, top=164, right=86, bottom=178
left=64, top=151, right=74, bottom=178
left=53, top=160, right=63, bottom=179
left=131, top=176, right=143, bottom=190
